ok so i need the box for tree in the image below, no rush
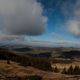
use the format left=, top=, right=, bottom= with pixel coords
left=73, top=66, right=80, bottom=75
left=67, top=65, right=74, bottom=75
left=62, top=67, right=67, bottom=74
left=6, top=54, right=10, bottom=64
left=7, top=59, right=10, bottom=64
left=53, top=66, right=59, bottom=73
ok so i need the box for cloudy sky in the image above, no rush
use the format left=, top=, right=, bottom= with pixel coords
left=0, top=0, right=80, bottom=47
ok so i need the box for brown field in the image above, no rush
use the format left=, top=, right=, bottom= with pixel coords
left=0, top=60, right=80, bottom=80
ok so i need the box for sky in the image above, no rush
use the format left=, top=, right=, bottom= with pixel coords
left=0, top=0, right=80, bottom=47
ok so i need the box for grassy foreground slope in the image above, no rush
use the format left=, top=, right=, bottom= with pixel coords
left=0, top=60, right=73, bottom=80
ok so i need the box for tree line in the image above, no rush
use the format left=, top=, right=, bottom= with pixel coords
left=62, top=65, right=80, bottom=75
left=0, top=48, right=52, bottom=71
left=53, top=65, right=80, bottom=75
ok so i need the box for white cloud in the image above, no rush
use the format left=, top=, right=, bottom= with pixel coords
left=61, top=0, right=80, bottom=36
left=68, top=20, right=80, bottom=36
left=0, top=0, right=47, bottom=35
